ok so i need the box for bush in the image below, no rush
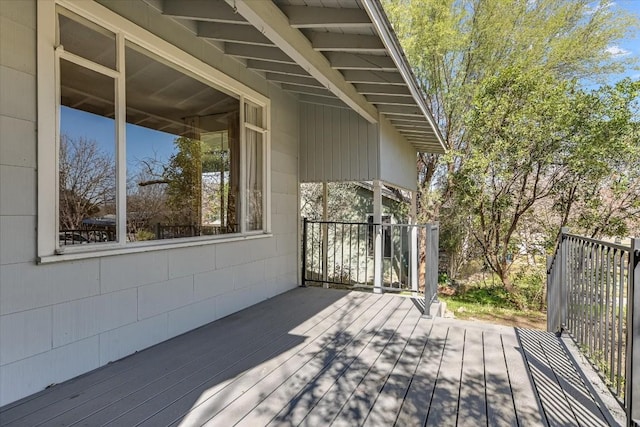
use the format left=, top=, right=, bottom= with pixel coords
left=512, top=270, right=546, bottom=311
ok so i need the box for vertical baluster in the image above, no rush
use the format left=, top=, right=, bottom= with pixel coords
left=611, top=249, right=618, bottom=386
left=598, top=244, right=604, bottom=361
left=604, top=246, right=611, bottom=379
left=617, top=250, right=625, bottom=396
left=389, top=224, right=395, bottom=289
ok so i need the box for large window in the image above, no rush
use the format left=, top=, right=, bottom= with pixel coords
left=44, top=4, right=269, bottom=256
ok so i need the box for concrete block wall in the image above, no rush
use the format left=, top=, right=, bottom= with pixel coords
left=0, top=0, right=300, bottom=406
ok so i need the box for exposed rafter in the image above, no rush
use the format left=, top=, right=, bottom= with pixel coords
left=325, top=52, right=396, bottom=71
left=264, top=73, right=324, bottom=88
left=224, top=43, right=295, bottom=63
left=353, top=83, right=412, bottom=95
left=226, top=0, right=378, bottom=123
left=279, top=83, right=335, bottom=98
left=365, top=95, right=417, bottom=105
left=341, top=70, right=404, bottom=85
left=298, top=94, right=349, bottom=109
left=162, top=0, right=248, bottom=24
left=279, top=5, right=372, bottom=28
left=245, top=59, right=310, bottom=77
left=198, top=22, right=272, bottom=46
left=377, top=104, right=424, bottom=117
left=308, top=32, right=385, bottom=52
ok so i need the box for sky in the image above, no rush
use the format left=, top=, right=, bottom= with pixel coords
left=608, top=0, right=640, bottom=82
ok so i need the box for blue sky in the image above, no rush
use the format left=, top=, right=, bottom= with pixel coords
left=609, top=0, right=640, bottom=81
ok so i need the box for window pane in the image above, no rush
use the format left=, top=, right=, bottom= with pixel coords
left=124, top=42, right=240, bottom=241
left=245, top=129, right=263, bottom=231
left=245, top=102, right=263, bottom=128
left=58, top=10, right=116, bottom=70
left=59, top=59, right=117, bottom=246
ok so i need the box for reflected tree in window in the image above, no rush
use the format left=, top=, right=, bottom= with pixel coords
left=58, top=134, right=116, bottom=232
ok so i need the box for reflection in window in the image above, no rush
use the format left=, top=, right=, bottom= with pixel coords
left=54, top=7, right=268, bottom=250
left=125, top=42, right=240, bottom=241
left=59, top=59, right=117, bottom=245
left=245, top=102, right=265, bottom=231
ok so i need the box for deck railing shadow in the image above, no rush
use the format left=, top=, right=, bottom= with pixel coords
left=517, top=328, right=615, bottom=426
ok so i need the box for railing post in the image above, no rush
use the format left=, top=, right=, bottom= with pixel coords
left=559, top=226, right=569, bottom=331
left=546, top=254, right=556, bottom=332
left=626, top=238, right=639, bottom=427
left=423, top=223, right=439, bottom=317
left=410, top=192, right=418, bottom=293
left=373, top=180, right=383, bottom=294
left=301, top=217, right=308, bottom=287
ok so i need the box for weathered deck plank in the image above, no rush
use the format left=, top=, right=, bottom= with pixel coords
left=0, top=287, right=624, bottom=427
left=178, top=293, right=395, bottom=426
left=425, top=325, right=465, bottom=425
left=394, top=322, right=448, bottom=426
left=484, top=331, right=519, bottom=426
left=457, top=325, right=487, bottom=427
left=361, top=317, right=433, bottom=427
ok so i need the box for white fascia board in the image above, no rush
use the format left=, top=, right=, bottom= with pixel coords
left=226, top=0, right=378, bottom=124
left=361, top=0, right=447, bottom=152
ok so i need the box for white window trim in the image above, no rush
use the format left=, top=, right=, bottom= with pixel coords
left=37, top=0, right=271, bottom=263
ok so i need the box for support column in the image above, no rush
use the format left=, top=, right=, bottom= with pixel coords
left=322, top=182, right=329, bottom=288
left=373, top=180, right=383, bottom=294
left=410, top=191, right=418, bottom=294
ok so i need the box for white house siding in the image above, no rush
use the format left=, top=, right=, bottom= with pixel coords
left=379, top=115, right=418, bottom=192
left=0, top=0, right=299, bottom=406
left=299, top=102, right=379, bottom=184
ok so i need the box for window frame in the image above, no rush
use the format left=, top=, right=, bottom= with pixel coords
left=37, top=0, right=271, bottom=263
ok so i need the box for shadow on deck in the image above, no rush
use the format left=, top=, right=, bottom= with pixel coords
left=0, top=288, right=624, bottom=426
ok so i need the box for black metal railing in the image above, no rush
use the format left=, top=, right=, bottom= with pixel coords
left=301, top=219, right=439, bottom=315
left=547, top=229, right=639, bottom=426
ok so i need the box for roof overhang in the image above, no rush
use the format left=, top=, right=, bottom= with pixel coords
left=152, top=0, right=447, bottom=154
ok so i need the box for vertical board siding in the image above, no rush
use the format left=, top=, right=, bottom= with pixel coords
left=379, top=116, right=417, bottom=192
left=300, top=102, right=379, bottom=183
left=0, top=0, right=299, bottom=406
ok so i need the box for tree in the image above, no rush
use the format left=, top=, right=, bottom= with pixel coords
left=382, top=0, right=638, bottom=284
left=453, top=66, right=577, bottom=294
left=553, top=79, right=640, bottom=238
left=59, top=134, right=115, bottom=230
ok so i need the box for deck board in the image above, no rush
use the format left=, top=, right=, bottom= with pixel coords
left=425, top=325, right=465, bottom=425
left=182, top=293, right=394, bottom=426
left=457, top=326, right=487, bottom=427
left=0, top=287, right=624, bottom=427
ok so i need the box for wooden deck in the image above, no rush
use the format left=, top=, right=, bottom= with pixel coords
left=0, top=288, right=623, bottom=426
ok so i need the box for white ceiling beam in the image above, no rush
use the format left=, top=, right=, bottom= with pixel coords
left=264, top=73, right=324, bottom=87
left=279, top=6, right=372, bottom=28
left=198, top=22, right=272, bottom=46
left=341, top=70, right=404, bottom=85
left=298, top=94, right=349, bottom=109
left=378, top=104, right=424, bottom=117
left=280, top=83, right=335, bottom=98
left=227, top=0, right=378, bottom=123
left=224, top=43, right=295, bottom=63
left=353, top=83, right=412, bottom=95
left=308, top=32, right=385, bottom=52
left=390, top=117, right=430, bottom=125
left=325, top=52, right=396, bottom=71
left=245, top=59, right=310, bottom=76
left=162, top=0, right=248, bottom=24
left=365, top=94, right=417, bottom=105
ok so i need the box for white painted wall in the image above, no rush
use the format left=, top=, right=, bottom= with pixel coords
left=299, top=102, right=379, bottom=183
left=0, top=0, right=299, bottom=406
left=379, top=115, right=418, bottom=192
